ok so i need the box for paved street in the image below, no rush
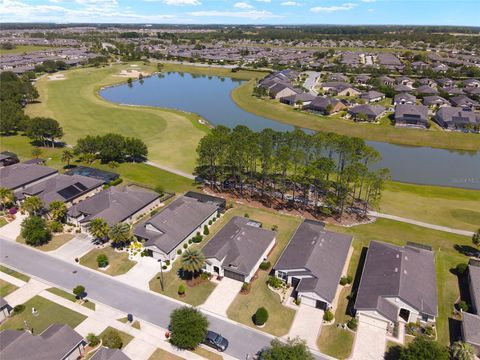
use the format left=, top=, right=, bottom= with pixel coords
left=0, top=237, right=329, bottom=360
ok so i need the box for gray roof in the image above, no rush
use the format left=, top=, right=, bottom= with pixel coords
left=469, top=264, right=480, bottom=313
left=0, top=324, right=84, bottom=360
left=435, top=107, right=479, bottom=127
left=281, top=92, right=316, bottom=103
left=423, top=96, right=450, bottom=107
left=16, top=174, right=103, bottom=206
left=416, top=85, right=438, bottom=95
left=355, top=241, right=437, bottom=320
left=0, top=151, right=17, bottom=161
left=0, top=163, right=57, bottom=190
left=274, top=220, right=352, bottom=304
left=462, top=312, right=480, bottom=346
left=134, top=196, right=218, bottom=254
left=68, top=186, right=160, bottom=226
left=90, top=347, right=131, bottom=360
left=360, top=90, right=384, bottom=100
left=348, top=104, right=385, bottom=117
left=0, top=297, right=7, bottom=309
left=394, top=104, right=429, bottom=122
left=394, top=93, right=416, bottom=104
left=203, top=216, right=276, bottom=276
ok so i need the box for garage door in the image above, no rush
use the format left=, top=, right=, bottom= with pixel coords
left=223, top=269, right=245, bottom=282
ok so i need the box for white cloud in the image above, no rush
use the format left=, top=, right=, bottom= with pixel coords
left=361, top=0, right=376, bottom=2
left=188, top=9, right=280, bottom=20
left=310, top=2, right=357, bottom=13
left=162, top=0, right=201, bottom=5
left=281, top=1, right=300, bottom=5
left=234, top=2, right=254, bottom=9
left=367, top=8, right=374, bottom=12
left=255, top=0, right=271, bottom=2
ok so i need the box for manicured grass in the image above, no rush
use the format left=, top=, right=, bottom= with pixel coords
left=80, top=247, right=136, bottom=276
left=231, top=80, right=480, bottom=151
left=25, top=63, right=210, bottom=174
left=317, top=326, right=355, bottom=360
left=0, top=265, right=30, bottom=282
left=0, top=217, right=8, bottom=227
left=0, top=279, right=18, bottom=297
left=17, top=234, right=75, bottom=252
left=118, top=317, right=141, bottom=330
left=0, top=295, right=87, bottom=333
left=46, top=287, right=96, bottom=310
left=380, top=181, right=480, bottom=231
left=193, top=347, right=223, bottom=360
left=0, top=45, right=53, bottom=55
left=148, top=348, right=184, bottom=360
left=99, top=326, right=133, bottom=349
left=160, top=62, right=265, bottom=80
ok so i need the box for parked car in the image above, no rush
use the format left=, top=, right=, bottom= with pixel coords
left=203, top=331, right=229, bottom=352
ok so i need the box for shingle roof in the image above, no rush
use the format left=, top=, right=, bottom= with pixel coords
left=90, top=347, right=131, bottom=360
left=469, top=264, right=480, bottom=313
left=360, top=90, right=384, bottom=101
left=462, top=312, right=480, bottom=347
left=203, top=216, right=276, bottom=276
left=394, top=93, right=416, bottom=104
left=394, top=104, right=428, bottom=121
left=274, top=220, right=352, bottom=304
left=348, top=104, right=385, bottom=117
left=0, top=163, right=57, bottom=190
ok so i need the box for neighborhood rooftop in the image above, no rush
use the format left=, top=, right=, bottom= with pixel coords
left=0, top=163, right=58, bottom=190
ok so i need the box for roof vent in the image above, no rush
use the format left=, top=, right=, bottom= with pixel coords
left=394, top=267, right=398, bottom=272
left=396, top=254, right=400, bottom=258
left=404, top=270, right=408, bottom=275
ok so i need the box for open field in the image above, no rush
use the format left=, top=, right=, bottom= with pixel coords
left=0, top=45, right=53, bottom=55
left=17, top=234, right=75, bottom=252
left=25, top=63, right=210, bottom=174
left=80, top=247, right=137, bottom=276
left=231, top=80, right=480, bottom=151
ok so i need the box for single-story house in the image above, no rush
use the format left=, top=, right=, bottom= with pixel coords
left=274, top=220, right=352, bottom=310
left=450, top=95, right=480, bottom=111
left=348, top=104, right=386, bottom=122
left=269, top=83, right=300, bottom=99
left=0, top=163, right=58, bottom=192
left=67, top=186, right=161, bottom=230
left=0, top=297, right=11, bottom=323
left=423, top=95, right=450, bottom=108
left=416, top=85, right=438, bottom=95
left=394, top=84, right=414, bottom=93
left=394, top=104, right=429, bottom=128
left=437, top=78, right=455, bottom=88
left=15, top=174, right=103, bottom=208
left=203, top=216, right=276, bottom=282
left=434, top=107, right=480, bottom=131
left=90, top=347, right=131, bottom=360
left=0, top=324, right=86, bottom=360
left=0, top=151, right=19, bottom=167
left=395, top=76, right=414, bottom=88
left=464, top=86, right=480, bottom=96
left=468, top=262, right=480, bottom=315
left=64, top=166, right=119, bottom=184
left=394, top=93, right=416, bottom=106
left=321, top=82, right=361, bottom=97
left=307, top=96, right=347, bottom=115
left=134, top=196, right=219, bottom=261
left=183, top=191, right=226, bottom=211
left=461, top=312, right=480, bottom=356
left=354, top=241, right=437, bottom=326
left=360, top=90, right=385, bottom=103
left=23, top=158, right=46, bottom=165
left=355, top=74, right=371, bottom=85
left=379, top=75, right=394, bottom=86
left=441, top=86, right=464, bottom=96
left=463, top=78, right=480, bottom=88
left=417, top=78, right=436, bottom=87
left=280, top=92, right=316, bottom=107
left=328, top=73, right=349, bottom=82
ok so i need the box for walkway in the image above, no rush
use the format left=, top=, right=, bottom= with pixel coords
left=350, top=314, right=388, bottom=360
left=286, top=304, right=323, bottom=351
left=201, top=277, right=243, bottom=317
left=145, top=160, right=195, bottom=180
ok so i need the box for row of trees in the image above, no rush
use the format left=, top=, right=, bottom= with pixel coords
left=196, top=126, right=389, bottom=218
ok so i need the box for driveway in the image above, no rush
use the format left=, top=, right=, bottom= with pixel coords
left=351, top=314, right=388, bottom=360
left=201, top=277, right=243, bottom=316
left=303, top=71, right=320, bottom=95
left=286, top=304, right=323, bottom=350
left=0, top=213, right=27, bottom=241
left=49, top=233, right=95, bottom=261
left=115, top=256, right=160, bottom=290
left=123, top=338, right=157, bottom=360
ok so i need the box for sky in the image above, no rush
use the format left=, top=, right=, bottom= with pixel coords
left=1, top=0, right=479, bottom=26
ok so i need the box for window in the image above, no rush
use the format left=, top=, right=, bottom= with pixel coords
left=277, top=271, right=287, bottom=280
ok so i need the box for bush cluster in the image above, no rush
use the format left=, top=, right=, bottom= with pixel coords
left=102, top=329, right=123, bottom=349
left=259, top=261, right=271, bottom=271
left=97, top=254, right=109, bottom=268
left=254, top=307, right=269, bottom=326
left=267, top=276, right=283, bottom=289
left=323, top=309, right=334, bottom=322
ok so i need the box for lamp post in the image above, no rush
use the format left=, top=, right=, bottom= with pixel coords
left=158, top=259, right=165, bottom=292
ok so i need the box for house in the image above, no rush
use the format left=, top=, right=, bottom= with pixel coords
left=450, top=95, right=480, bottom=111
left=64, top=166, right=119, bottom=184
left=417, top=78, right=436, bottom=87
left=202, top=216, right=276, bottom=282
left=348, top=104, right=386, bottom=122
left=0, top=163, right=58, bottom=192
left=379, top=75, right=394, bottom=86
left=0, top=324, right=86, bottom=360
left=90, top=347, right=131, bottom=360
left=394, top=84, right=414, bottom=93
left=274, top=220, right=352, bottom=310
left=360, top=90, right=385, bottom=103
left=437, top=78, right=455, bottom=88
left=354, top=241, right=437, bottom=326
left=416, top=85, right=438, bottom=95
left=355, top=74, right=371, bottom=85
left=468, top=262, right=480, bottom=314
left=23, top=158, right=46, bottom=165
left=183, top=191, right=226, bottom=211
left=0, top=297, right=11, bottom=323
left=395, top=76, right=414, bottom=88
left=423, top=96, right=450, bottom=108
left=307, top=96, right=347, bottom=115
left=15, top=174, right=103, bottom=207
left=321, top=82, right=360, bottom=96
left=411, top=61, right=428, bottom=70
left=441, top=86, right=464, bottom=96
left=134, top=196, right=219, bottom=261
left=463, top=78, right=480, bottom=88
left=394, top=104, right=429, bottom=128
left=67, top=186, right=161, bottom=230
left=461, top=262, right=480, bottom=356
left=280, top=93, right=316, bottom=107
left=268, top=83, right=300, bottom=99
left=394, top=93, right=416, bottom=106
left=434, top=107, right=480, bottom=131
left=328, top=73, right=349, bottom=82
left=0, top=151, right=19, bottom=167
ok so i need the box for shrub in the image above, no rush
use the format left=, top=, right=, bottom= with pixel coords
left=97, top=254, right=109, bottom=268
left=9, top=207, right=17, bottom=215
left=346, top=275, right=353, bottom=284
left=267, top=276, right=283, bottom=289
left=178, top=284, right=186, bottom=295
left=192, top=234, right=203, bottom=243
left=294, top=298, right=301, bottom=306
left=340, top=276, right=348, bottom=286
left=13, top=304, right=25, bottom=314
left=203, top=225, right=209, bottom=235
left=458, top=300, right=469, bottom=312
left=200, top=272, right=210, bottom=280
left=162, top=265, right=167, bottom=270
left=241, top=282, right=250, bottom=293
left=86, top=333, right=100, bottom=347
left=347, top=317, right=358, bottom=331
left=183, top=243, right=188, bottom=249
left=259, top=261, right=271, bottom=271
left=21, top=216, right=52, bottom=246
left=254, top=307, right=269, bottom=326
left=150, top=209, right=158, bottom=216
left=271, top=224, right=278, bottom=231
left=208, top=220, right=212, bottom=225
left=73, top=285, right=85, bottom=299
left=169, top=307, right=208, bottom=350
left=323, top=309, right=334, bottom=322
left=244, top=213, right=249, bottom=218
left=47, top=220, right=63, bottom=233
left=188, top=239, right=192, bottom=244
left=102, top=329, right=123, bottom=349
left=165, top=260, right=170, bottom=266
left=424, top=325, right=435, bottom=337
left=177, top=249, right=182, bottom=255
left=109, top=178, right=123, bottom=186
left=456, top=263, right=468, bottom=275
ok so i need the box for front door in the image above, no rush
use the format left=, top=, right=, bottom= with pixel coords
left=213, top=266, right=220, bottom=275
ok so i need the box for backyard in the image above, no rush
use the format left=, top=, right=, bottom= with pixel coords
left=80, top=246, right=137, bottom=276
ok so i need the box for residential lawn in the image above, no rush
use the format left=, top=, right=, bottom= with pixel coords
left=0, top=279, right=18, bottom=297
left=160, top=62, right=265, bottom=80
left=192, top=347, right=223, bottom=360
left=99, top=326, right=133, bottom=349
left=25, top=63, right=210, bottom=174
left=17, top=233, right=75, bottom=252
left=0, top=45, right=53, bottom=55
left=327, top=218, right=473, bottom=345
left=80, top=246, right=136, bottom=276
left=46, top=287, right=96, bottom=310
left=0, top=265, right=30, bottom=282
left=0, top=217, right=8, bottom=227
left=231, top=80, right=480, bottom=151
left=148, top=348, right=184, bottom=360
left=380, top=181, right=480, bottom=232
left=0, top=295, right=87, bottom=333
left=0, top=135, right=197, bottom=194
left=118, top=317, right=141, bottom=330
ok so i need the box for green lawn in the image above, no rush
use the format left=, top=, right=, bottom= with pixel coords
left=46, top=287, right=96, bottom=310
left=25, top=63, right=210, bottom=174
left=0, top=279, right=18, bottom=297
left=192, top=347, right=224, bottom=360
left=231, top=80, right=480, bottom=151
left=80, top=246, right=136, bottom=276
left=0, top=45, right=53, bottom=55
left=17, top=234, right=75, bottom=252
left=99, top=326, right=133, bottom=349
left=118, top=317, right=141, bottom=330
left=0, top=217, right=8, bottom=227
left=0, top=295, right=87, bottom=333
left=0, top=265, right=30, bottom=282
left=160, top=62, right=265, bottom=80
left=148, top=348, right=184, bottom=360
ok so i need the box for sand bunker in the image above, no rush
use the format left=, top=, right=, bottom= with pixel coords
left=116, top=69, right=148, bottom=78
left=47, top=73, right=65, bottom=81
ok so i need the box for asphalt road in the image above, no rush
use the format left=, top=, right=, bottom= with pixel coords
left=0, top=238, right=329, bottom=360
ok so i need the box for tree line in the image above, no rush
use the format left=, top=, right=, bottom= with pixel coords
left=196, top=126, right=389, bottom=219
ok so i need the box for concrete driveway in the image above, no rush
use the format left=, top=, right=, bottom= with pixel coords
left=115, top=256, right=159, bottom=289
left=49, top=233, right=95, bottom=261
left=351, top=314, right=388, bottom=360
left=286, top=304, right=323, bottom=350
left=0, top=213, right=27, bottom=241
left=201, top=277, right=243, bottom=316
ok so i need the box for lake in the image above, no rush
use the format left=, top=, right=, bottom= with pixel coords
left=100, top=72, right=480, bottom=189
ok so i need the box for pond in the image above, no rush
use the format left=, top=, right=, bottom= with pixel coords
left=100, top=72, right=480, bottom=189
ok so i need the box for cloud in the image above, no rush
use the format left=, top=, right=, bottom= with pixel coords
left=162, top=0, right=201, bottom=5
left=367, top=8, right=374, bottom=12
left=361, top=0, right=376, bottom=2
left=234, top=2, right=254, bottom=9
left=188, top=9, right=280, bottom=20
left=255, top=0, right=271, bottom=2
left=310, top=2, right=357, bottom=13
left=281, top=1, right=300, bottom=5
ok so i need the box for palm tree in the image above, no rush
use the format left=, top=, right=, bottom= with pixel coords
left=108, top=223, right=131, bottom=245
left=61, top=149, right=74, bottom=168
left=451, top=341, right=475, bottom=360
left=0, top=187, right=14, bottom=210
left=181, top=249, right=205, bottom=279
left=21, top=196, right=43, bottom=216
left=48, top=201, right=67, bottom=222
left=87, top=218, right=109, bottom=241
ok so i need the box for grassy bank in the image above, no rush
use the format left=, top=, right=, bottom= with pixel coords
left=231, top=80, right=480, bottom=151
left=160, top=62, right=265, bottom=80
left=0, top=45, right=53, bottom=55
